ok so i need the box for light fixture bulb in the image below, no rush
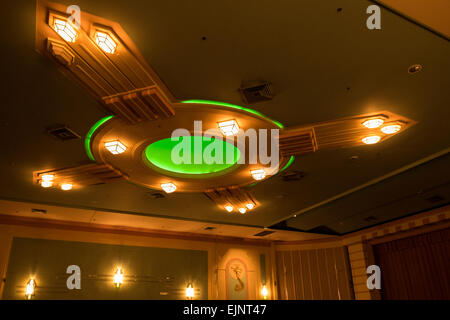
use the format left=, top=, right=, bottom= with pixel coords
left=25, top=279, right=36, bottom=300
left=95, top=31, right=117, bottom=54
left=161, top=183, right=177, bottom=193
left=238, top=208, right=247, bottom=214
left=41, top=174, right=54, bottom=181
left=104, top=140, right=127, bottom=155
left=381, top=124, right=402, bottom=134
left=362, top=118, right=384, bottom=129
left=218, top=119, right=239, bottom=136
left=53, top=18, right=77, bottom=42
left=246, top=203, right=254, bottom=210
left=113, top=268, right=124, bottom=288
left=186, top=283, right=195, bottom=300
left=251, top=169, right=266, bottom=181
left=40, top=180, right=53, bottom=188
left=225, top=205, right=234, bottom=213
left=362, top=135, right=381, bottom=145
left=261, top=285, right=269, bottom=299
left=61, top=183, right=73, bottom=191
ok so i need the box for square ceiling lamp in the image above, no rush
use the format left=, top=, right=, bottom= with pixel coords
left=95, top=31, right=117, bottom=54
left=251, top=169, right=266, bottom=181
left=53, top=18, right=77, bottom=42
left=161, top=183, right=177, bottom=193
left=104, top=140, right=127, bottom=154
left=218, top=120, right=239, bottom=136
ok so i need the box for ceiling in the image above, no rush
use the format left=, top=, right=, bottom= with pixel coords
left=0, top=0, right=449, bottom=235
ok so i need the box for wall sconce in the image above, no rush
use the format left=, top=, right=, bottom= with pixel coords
left=25, top=279, right=36, bottom=300
left=261, top=285, right=269, bottom=300
left=113, top=267, right=124, bottom=288
left=186, top=283, right=194, bottom=300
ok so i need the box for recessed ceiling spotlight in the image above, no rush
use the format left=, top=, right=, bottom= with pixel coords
left=238, top=208, right=247, bottom=214
left=161, top=183, right=176, bottom=193
left=40, top=180, right=53, bottom=188
left=362, top=135, right=381, bottom=145
left=95, top=31, right=117, bottom=54
left=53, top=18, right=77, bottom=42
left=362, top=118, right=384, bottom=129
left=41, top=174, right=54, bottom=181
left=408, top=64, right=422, bottom=74
left=218, top=119, right=239, bottom=136
left=251, top=169, right=266, bottom=181
left=225, top=205, right=234, bottom=213
left=246, top=203, right=254, bottom=210
left=61, top=183, right=73, bottom=191
left=381, top=124, right=402, bottom=134
left=104, top=140, right=127, bottom=155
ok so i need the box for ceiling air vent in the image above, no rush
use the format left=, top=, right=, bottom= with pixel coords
left=253, top=230, right=275, bottom=237
left=47, top=125, right=80, bottom=141
left=204, top=226, right=216, bottom=231
left=282, top=170, right=305, bottom=182
left=31, top=208, right=47, bottom=214
left=240, top=82, right=274, bottom=104
left=150, top=192, right=166, bottom=199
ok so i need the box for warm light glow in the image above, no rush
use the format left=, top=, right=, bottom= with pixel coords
left=246, top=203, right=254, bottom=210
left=95, top=31, right=117, bottom=54
left=41, top=174, right=54, bottom=181
left=238, top=208, right=247, bottom=214
left=362, top=135, right=381, bottom=145
left=225, top=205, right=234, bottom=213
left=61, top=183, right=73, bottom=191
left=218, top=119, right=239, bottom=136
left=40, top=180, right=53, bottom=188
left=25, top=279, right=36, bottom=300
left=261, top=285, right=269, bottom=299
left=381, top=124, right=402, bottom=134
left=161, top=183, right=177, bottom=193
left=104, top=140, right=127, bottom=155
left=113, top=268, right=124, bottom=288
left=186, top=283, right=195, bottom=299
left=251, top=169, right=266, bottom=181
left=53, top=18, right=77, bottom=42
left=362, top=118, right=384, bottom=129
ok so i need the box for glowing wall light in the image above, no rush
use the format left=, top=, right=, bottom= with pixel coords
left=161, top=183, right=177, bottom=193
left=53, top=18, right=77, bottom=42
left=104, top=140, right=127, bottom=155
left=186, top=283, right=194, bottom=300
left=25, top=279, right=36, bottom=300
left=95, top=31, right=117, bottom=54
left=251, top=169, right=266, bottom=181
left=218, top=119, right=239, bottom=136
left=362, top=135, right=381, bottom=145
left=225, top=205, right=234, bottom=213
left=381, top=124, right=402, bottom=134
left=113, top=267, right=124, bottom=288
left=362, top=118, right=384, bottom=129
left=261, top=285, right=269, bottom=299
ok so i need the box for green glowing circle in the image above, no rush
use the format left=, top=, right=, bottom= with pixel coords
left=144, top=136, right=241, bottom=175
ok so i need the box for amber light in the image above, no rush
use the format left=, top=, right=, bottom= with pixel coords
left=186, top=283, right=195, bottom=300
left=161, top=183, right=177, bottom=193
left=113, top=268, right=124, bottom=288
left=95, top=31, right=117, bottom=54
left=25, top=279, right=36, bottom=300
left=381, top=124, right=402, bottom=134
left=362, top=118, right=384, bottom=129
left=218, top=119, right=240, bottom=136
left=53, top=18, right=77, bottom=42
left=362, top=135, right=381, bottom=145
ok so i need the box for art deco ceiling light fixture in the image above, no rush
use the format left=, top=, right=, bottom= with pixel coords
left=161, top=183, right=177, bottom=194
left=362, top=118, right=385, bottom=129
left=251, top=169, right=266, bottom=181
left=104, top=140, right=127, bottom=155
left=53, top=18, right=77, bottom=42
left=95, top=31, right=117, bottom=54
left=362, top=135, right=381, bottom=145
left=218, top=119, right=240, bottom=136
left=381, top=124, right=402, bottom=134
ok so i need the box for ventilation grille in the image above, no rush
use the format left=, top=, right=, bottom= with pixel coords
left=204, top=186, right=258, bottom=210
left=253, top=230, right=275, bottom=237
left=47, top=126, right=80, bottom=141
left=150, top=192, right=166, bottom=199
left=240, top=82, right=274, bottom=104
left=279, top=129, right=317, bottom=156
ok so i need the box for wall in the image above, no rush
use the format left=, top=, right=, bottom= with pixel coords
left=0, top=219, right=273, bottom=300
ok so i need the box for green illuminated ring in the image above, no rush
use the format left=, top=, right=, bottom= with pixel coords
left=181, top=100, right=284, bottom=129
left=85, top=115, right=115, bottom=161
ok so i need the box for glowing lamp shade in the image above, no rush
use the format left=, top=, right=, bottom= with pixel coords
left=225, top=205, right=234, bottom=213
left=362, top=118, right=384, bottom=129
left=238, top=208, right=247, bottom=214
left=61, top=183, right=73, bottom=191
left=113, top=268, right=124, bottom=288
left=40, top=180, right=53, bottom=188
left=105, top=140, right=127, bottom=155
left=95, top=31, right=117, bottom=54
left=186, top=283, right=195, bottom=299
left=261, top=285, right=269, bottom=299
left=53, top=19, right=77, bottom=42
left=25, top=279, right=36, bottom=300
left=251, top=169, right=266, bottom=181
left=218, top=119, right=239, bottom=136
left=362, top=135, right=381, bottom=145
left=246, top=203, right=254, bottom=210
left=161, top=183, right=177, bottom=193
left=381, top=124, right=402, bottom=134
